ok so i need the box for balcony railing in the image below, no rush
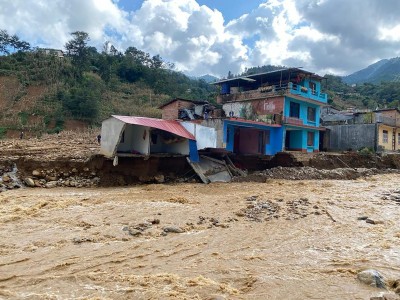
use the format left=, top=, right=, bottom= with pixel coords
left=282, top=116, right=304, bottom=126
left=217, top=83, right=328, bottom=104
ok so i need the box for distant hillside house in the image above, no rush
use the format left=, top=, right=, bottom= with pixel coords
left=38, top=48, right=64, bottom=58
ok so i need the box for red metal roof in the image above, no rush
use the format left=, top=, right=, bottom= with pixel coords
left=112, top=115, right=195, bottom=140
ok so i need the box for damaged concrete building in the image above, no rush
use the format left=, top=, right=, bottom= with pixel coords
left=211, top=68, right=328, bottom=155
left=99, top=68, right=330, bottom=183
left=100, top=115, right=200, bottom=162
left=322, top=108, right=400, bottom=152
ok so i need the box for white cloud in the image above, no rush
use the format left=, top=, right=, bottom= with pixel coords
left=0, top=0, right=126, bottom=49
left=1, top=0, right=400, bottom=77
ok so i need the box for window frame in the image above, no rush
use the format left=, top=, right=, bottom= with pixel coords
left=289, top=101, right=300, bottom=118
left=382, top=130, right=388, bottom=143
left=309, top=81, right=317, bottom=94
left=307, top=106, right=316, bottom=123
left=307, top=131, right=314, bottom=147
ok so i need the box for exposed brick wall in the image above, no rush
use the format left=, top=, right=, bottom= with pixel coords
left=251, top=97, right=284, bottom=115
left=161, top=100, right=195, bottom=120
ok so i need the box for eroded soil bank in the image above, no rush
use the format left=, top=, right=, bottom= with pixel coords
left=1, top=175, right=400, bottom=299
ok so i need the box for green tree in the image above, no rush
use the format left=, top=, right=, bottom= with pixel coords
left=65, top=31, right=91, bottom=71
left=0, top=29, right=30, bottom=54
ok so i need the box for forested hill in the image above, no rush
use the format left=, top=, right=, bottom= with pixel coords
left=343, top=57, right=400, bottom=84
left=1, top=29, right=400, bottom=137
left=0, top=30, right=217, bottom=136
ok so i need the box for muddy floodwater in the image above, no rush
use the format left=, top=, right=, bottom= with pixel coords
left=1, top=174, right=400, bottom=299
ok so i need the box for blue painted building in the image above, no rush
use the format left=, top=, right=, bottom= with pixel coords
left=213, top=68, right=327, bottom=155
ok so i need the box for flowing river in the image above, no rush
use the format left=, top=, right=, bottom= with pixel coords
left=1, top=174, right=400, bottom=299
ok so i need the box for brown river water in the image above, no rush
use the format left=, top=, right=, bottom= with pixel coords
left=1, top=174, right=400, bottom=299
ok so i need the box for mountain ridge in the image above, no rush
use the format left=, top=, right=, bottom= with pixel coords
left=343, top=57, right=400, bottom=84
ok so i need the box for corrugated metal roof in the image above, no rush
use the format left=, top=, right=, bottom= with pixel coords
left=112, top=115, right=195, bottom=140
left=211, top=68, right=324, bottom=85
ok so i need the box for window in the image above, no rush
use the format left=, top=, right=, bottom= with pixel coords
left=307, top=107, right=316, bottom=122
left=307, top=132, right=314, bottom=147
left=265, top=130, right=270, bottom=144
left=309, top=81, right=316, bottom=94
left=258, top=131, right=265, bottom=154
left=398, top=133, right=400, bottom=145
left=289, top=102, right=300, bottom=118
left=120, top=130, right=125, bottom=143
left=383, top=130, right=388, bottom=143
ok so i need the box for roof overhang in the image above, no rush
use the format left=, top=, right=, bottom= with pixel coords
left=212, top=68, right=324, bottom=86
left=112, top=115, right=196, bottom=140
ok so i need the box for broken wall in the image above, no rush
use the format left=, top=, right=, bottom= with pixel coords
left=117, top=124, right=150, bottom=154
left=100, top=117, right=125, bottom=157
left=181, top=122, right=217, bottom=149
left=325, top=124, right=377, bottom=151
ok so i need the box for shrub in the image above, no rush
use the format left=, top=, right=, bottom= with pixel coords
left=358, top=147, right=374, bottom=155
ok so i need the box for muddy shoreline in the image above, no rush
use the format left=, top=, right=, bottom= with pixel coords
left=1, top=151, right=400, bottom=191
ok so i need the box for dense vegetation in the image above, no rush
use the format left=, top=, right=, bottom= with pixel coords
left=1, top=29, right=400, bottom=136
left=0, top=30, right=216, bottom=133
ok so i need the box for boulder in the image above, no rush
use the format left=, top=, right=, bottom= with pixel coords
left=32, top=170, right=41, bottom=177
left=357, top=269, right=386, bottom=289
left=2, top=175, right=11, bottom=182
left=24, top=178, right=35, bottom=187
left=45, top=175, right=58, bottom=181
left=163, top=226, right=185, bottom=233
left=154, top=174, right=165, bottom=183
left=45, top=181, right=58, bottom=188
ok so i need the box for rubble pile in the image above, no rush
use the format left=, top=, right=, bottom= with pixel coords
left=23, top=167, right=100, bottom=188
left=236, top=195, right=323, bottom=222
left=235, top=166, right=400, bottom=182
left=381, top=190, right=400, bottom=205
left=0, top=162, right=21, bottom=192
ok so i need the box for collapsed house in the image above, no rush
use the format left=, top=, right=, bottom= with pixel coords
left=100, top=115, right=200, bottom=162
left=100, top=115, right=239, bottom=182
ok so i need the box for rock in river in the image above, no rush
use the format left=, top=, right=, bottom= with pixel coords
left=163, top=226, right=185, bottom=233
left=24, top=177, right=35, bottom=187
left=357, top=269, right=386, bottom=289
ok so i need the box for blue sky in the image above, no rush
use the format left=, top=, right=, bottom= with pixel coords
left=1, top=0, right=400, bottom=77
left=117, top=0, right=265, bottom=23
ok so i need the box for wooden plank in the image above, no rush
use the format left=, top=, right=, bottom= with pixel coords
left=224, top=155, right=247, bottom=176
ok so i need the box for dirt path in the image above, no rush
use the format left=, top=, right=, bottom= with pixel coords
left=1, top=175, right=400, bottom=299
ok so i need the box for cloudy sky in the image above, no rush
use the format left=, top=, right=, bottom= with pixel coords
left=1, top=0, right=400, bottom=78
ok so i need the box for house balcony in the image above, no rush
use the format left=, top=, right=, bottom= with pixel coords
left=288, top=83, right=327, bottom=103
left=217, top=83, right=328, bottom=104
left=282, top=116, right=304, bottom=126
